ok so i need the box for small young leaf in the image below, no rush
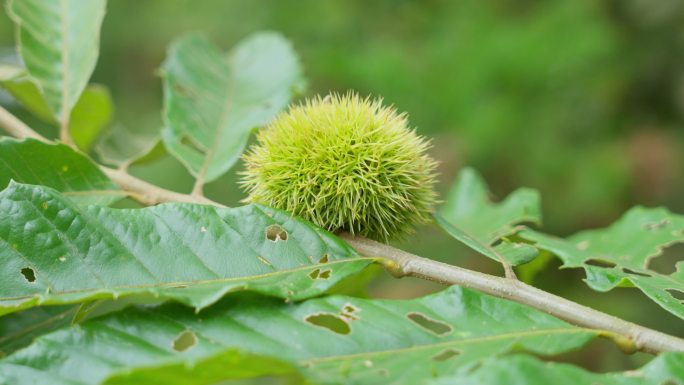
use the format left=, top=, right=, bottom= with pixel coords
left=0, top=138, right=123, bottom=206
left=522, top=207, right=684, bottom=320
left=0, top=183, right=370, bottom=316
left=437, top=168, right=541, bottom=266
left=69, top=85, right=113, bottom=152
left=95, top=124, right=160, bottom=168
left=6, top=0, right=107, bottom=124
left=161, top=32, right=305, bottom=186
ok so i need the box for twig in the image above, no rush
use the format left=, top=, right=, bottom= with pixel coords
left=340, top=234, right=684, bottom=354
left=0, top=106, right=45, bottom=141
left=101, top=167, right=219, bottom=206
left=0, top=105, right=219, bottom=207
left=1, top=104, right=683, bottom=354
left=59, top=115, right=74, bottom=146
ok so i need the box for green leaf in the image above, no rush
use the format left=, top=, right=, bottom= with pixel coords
left=0, top=138, right=123, bottom=206
left=69, top=84, right=113, bottom=152
left=0, top=306, right=77, bottom=357
left=161, top=32, right=305, bottom=185
left=0, top=183, right=371, bottom=316
left=437, top=168, right=541, bottom=265
left=0, top=287, right=596, bottom=385
left=522, top=207, right=684, bottom=320
left=0, top=65, right=114, bottom=150
left=94, top=124, right=160, bottom=168
left=6, top=0, right=106, bottom=124
left=0, top=64, right=53, bottom=122
left=428, top=353, right=684, bottom=385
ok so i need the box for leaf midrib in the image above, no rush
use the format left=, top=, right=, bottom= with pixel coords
left=303, top=327, right=593, bottom=364
left=0, top=257, right=374, bottom=301
left=192, top=52, right=237, bottom=186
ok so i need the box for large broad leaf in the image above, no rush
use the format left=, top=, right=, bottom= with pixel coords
left=161, top=32, right=305, bottom=185
left=0, top=287, right=596, bottom=385
left=0, top=183, right=371, bottom=316
left=0, top=138, right=123, bottom=206
left=6, top=0, right=106, bottom=124
left=522, top=207, right=684, bottom=320
left=429, top=353, right=684, bottom=385
left=437, top=167, right=541, bottom=266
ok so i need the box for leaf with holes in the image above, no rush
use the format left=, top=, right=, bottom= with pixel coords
left=427, top=353, right=684, bottom=385
left=521, top=207, right=684, bottom=320
left=0, top=183, right=371, bottom=316
left=0, top=286, right=597, bottom=385
left=6, top=0, right=106, bottom=125
left=161, top=32, right=305, bottom=186
left=0, top=138, right=123, bottom=206
left=437, top=167, right=541, bottom=266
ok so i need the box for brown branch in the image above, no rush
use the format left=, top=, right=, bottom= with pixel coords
left=1, top=104, right=682, bottom=354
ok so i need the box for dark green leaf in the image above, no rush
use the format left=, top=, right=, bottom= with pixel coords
left=0, top=287, right=596, bottom=385
left=0, top=138, right=123, bottom=206
left=0, top=183, right=370, bottom=316
left=0, top=306, right=77, bottom=357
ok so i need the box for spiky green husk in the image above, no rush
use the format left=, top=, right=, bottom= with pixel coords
left=240, top=93, right=438, bottom=242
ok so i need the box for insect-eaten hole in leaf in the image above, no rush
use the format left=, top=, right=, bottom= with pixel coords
left=319, top=254, right=330, bottom=264
left=266, top=224, right=288, bottom=242
left=406, top=312, right=452, bottom=336
left=308, top=268, right=332, bottom=280
left=432, top=348, right=462, bottom=362
left=666, top=289, right=684, bottom=302
left=621, top=268, right=651, bottom=277
left=305, top=313, right=351, bottom=335
left=341, top=303, right=361, bottom=321
left=647, top=244, right=684, bottom=275
left=584, top=259, right=617, bottom=269
left=643, top=219, right=671, bottom=231
left=172, top=330, right=198, bottom=352
left=20, top=267, right=36, bottom=283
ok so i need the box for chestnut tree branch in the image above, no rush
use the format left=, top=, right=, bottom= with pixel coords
left=340, top=234, right=684, bottom=354
left=1, top=104, right=683, bottom=354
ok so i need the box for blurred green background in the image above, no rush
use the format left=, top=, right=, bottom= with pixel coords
left=1, top=0, right=683, bottom=372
